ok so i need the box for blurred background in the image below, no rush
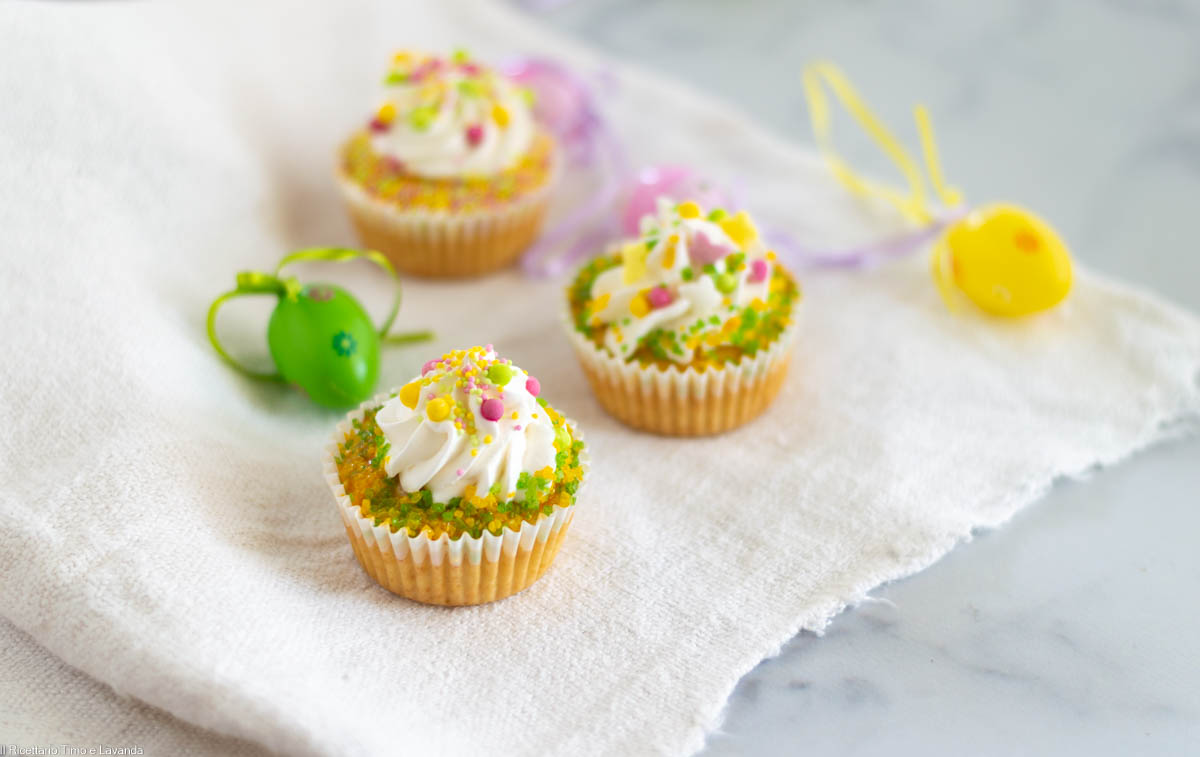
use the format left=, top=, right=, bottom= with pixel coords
left=516, top=1, right=1200, bottom=755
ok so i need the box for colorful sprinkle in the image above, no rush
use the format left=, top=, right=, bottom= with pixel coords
left=426, top=397, right=451, bottom=422
left=676, top=200, right=701, bottom=219
left=480, top=397, right=504, bottom=421
left=748, top=258, right=769, bottom=283
left=720, top=211, right=759, bottom=248
left=630, top=293, right=652, bottom=318
left=689, top=229, right=732, bottom=265
left=398, top=381, right=421, bottom=409
left=525, top=376, right=540, bottom=396
left=465, top=124, right=484, bottom=147
left=487, top=363, right=513, bottom=387
left=492, top=103, right=510, bottom=128
left=648, top=286, right=674, bottom=308
left=409, top=105, right=436, bottom=131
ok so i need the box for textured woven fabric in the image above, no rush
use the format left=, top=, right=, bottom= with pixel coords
left=2, top=1, right=1199, bottom=755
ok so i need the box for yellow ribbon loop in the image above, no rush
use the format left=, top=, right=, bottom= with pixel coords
left=802, top=62, right=963, bottom=224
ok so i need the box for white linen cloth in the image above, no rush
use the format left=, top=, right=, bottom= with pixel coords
left=2, top=1, right=1199, bottom=755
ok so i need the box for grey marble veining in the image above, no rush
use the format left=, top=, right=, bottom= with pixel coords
left=526, top=1, right=1200, bottom=754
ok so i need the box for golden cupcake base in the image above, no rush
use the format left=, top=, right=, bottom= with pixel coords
left=578, top=354, right=792, bottom=436
left=340, top=514, right=574, bottom=606
left=340, top=182, right=553, bottom=278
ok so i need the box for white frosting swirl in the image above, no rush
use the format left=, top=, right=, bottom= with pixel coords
left=373, top=347, right=556, bottom=502
left=368, top=53, right=535, bottom=179
left=586, top=198, right=774, bottom=363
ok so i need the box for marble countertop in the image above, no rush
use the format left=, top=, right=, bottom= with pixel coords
left=528, top=1, right=1200, bottom=754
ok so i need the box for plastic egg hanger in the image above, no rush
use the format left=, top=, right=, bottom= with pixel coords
left=206, top=247, right=431, bottom=409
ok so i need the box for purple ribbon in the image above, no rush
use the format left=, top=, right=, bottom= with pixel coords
left=504, top=57, right=963, bottom=276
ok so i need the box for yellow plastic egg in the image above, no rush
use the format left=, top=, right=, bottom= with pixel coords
left=931, top=204, right=1073, bottom=317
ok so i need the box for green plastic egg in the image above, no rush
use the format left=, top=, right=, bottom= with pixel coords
left=267, top=283, right=380, bottom=408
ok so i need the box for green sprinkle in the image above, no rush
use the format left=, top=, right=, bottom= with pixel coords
left=707, top=208, right=727, bottom=221
left=385, top=70, right=407, bottom=85
left=644, top=237, right=658, bottom=250
left=680, top=267, right=694, bottom=281
left=409, top=105, right=436, bottom=130
left=715, top=272, right=738, bottom=293
left=457, top=79, right=484, bottom=97
left=486, top=363, right=513, bottom=387
left=452, top=48, right=470, bottom=63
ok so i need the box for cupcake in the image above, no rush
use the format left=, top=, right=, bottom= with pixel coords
left=337, top=50, right=559, bottom=278
left=564, top=199, right=801, bottom=435
left=323, top=346, right=586, bottom=605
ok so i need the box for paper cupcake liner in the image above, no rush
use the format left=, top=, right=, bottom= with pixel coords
left=323, top=392, right=587, bottom=606
left=563, top=303, right=800, bottom=436
left=337, top=150, right=560, bottom=279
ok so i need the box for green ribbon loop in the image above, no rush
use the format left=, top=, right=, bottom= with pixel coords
left=206, top=248, right=432, bottom=382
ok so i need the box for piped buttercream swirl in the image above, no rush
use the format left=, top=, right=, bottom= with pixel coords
left=374, top=346, right=556, bottom=502
left=365, top=50, right=536, bottom=179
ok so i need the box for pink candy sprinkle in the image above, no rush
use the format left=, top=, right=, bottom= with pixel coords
left=513, top=424, right=522, bottom=431
left=480, top=398, right=504, bottom=421
left=422, top=360, right=438, bottom=375
left=525, top=377, right=540, bottom=397
left=689, top=229, right=732, bottom=266
left=456, top=468, right=464, bottom=477
left=647, top=286, right=674, bottom=308
left=749, top=258, right=770, bottom=283
left=466, top=124, right=484, bottom=147
left=485, top=343, right=494, bottom=351
left=368, top=117, right=389, bottom=134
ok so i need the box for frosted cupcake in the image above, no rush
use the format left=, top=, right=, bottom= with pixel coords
left=337, top=50, right=559, bottom=277
left=323, top=346, right=586, bottom=605
left=565, top=199, right=801, bottom=435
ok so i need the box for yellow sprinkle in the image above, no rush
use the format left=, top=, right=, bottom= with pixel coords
left=589, top=292, right=610, bottom=313
left=630, top=293, right=651, bottom=318
left=492, top=103, right=510, bottom=128
left=677, top=200, right=701, bottom=219
left=766, top=250, right=777, bottom=261
left=392, top=50, right=413, bottom=65
left=621, top=243, right=648, bottom=285
left=532, top=414, right=538, bottom=419
left=398, top=380, right=421, bottom=409
left=511, top=411, right=519, bottom=420
left=471, top=449, right=479, bottom=457
left=720, top=211, right=759, bottom=248
left=425, top=397, right=451, bottom=422
left=750, top=298, right=768, bottom=312
left=484, top=435, right=493, bottom=444
left=376, top=102, right=397, bottom=124
left=662, top=242, right=676, bottom=269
